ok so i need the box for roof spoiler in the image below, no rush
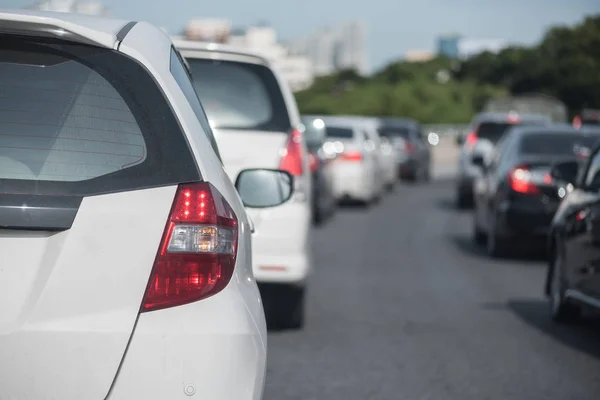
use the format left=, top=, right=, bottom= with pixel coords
left=0, top=14, right=117, bottom=48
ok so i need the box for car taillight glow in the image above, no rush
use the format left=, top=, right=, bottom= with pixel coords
left=508, top=166, right=548, bottom=195
left=141, top=182, right=238, bottom=312
left=405, top=142, right=415, bottom=153
left=340, top=151, right=363, bottom=161
left=308, top=152, right=319, bottom=173
left=279, top=129, right=305, bottom=176
left=465, top=131, right=477, bottom=149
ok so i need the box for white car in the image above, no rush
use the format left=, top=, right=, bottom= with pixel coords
left=174, top=40, right=312, bottom=329
left=0, top=10, right=295, bottom=400
left=318, top=117, right=384, bottom=204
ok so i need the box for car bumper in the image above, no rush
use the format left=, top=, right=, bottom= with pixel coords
left=107, top=282, right=267, bottom=400
left=332, top=162, right=373, bottom=201
left=496, top=202, right=557, bottom=239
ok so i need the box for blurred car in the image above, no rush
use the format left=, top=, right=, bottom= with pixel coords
left=0, top=10, right=297, bottom=399
left=175, top=40, right=311, bottom=329
left=331, top=115, right=397, bottom=191
left=545, top=133, right=600, bottom=322
left=472, top=125, right=600, bottom=258
left=300, top=116, right=337, bottom=225
left=319, top=118, right=384, bottom=205
left=455, top=112, right=550, bottom=208
left=377, top=117, right=432, bottom=182
left=573, top=108, right=600, bottom=128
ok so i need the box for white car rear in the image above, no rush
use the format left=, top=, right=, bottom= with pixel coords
left=320, top=120, right=382, bottom=203
left=0, top=10, right=292, bottom=400
left=175, top=40, right=312, bottom=329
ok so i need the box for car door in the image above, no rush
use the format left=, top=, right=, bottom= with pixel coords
left=476, top=135, right=510, bottom=230
left=564, top=149, right=600, bottom=297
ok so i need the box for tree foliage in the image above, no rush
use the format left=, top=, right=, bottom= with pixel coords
left=294, top=14, right=600, bottom=123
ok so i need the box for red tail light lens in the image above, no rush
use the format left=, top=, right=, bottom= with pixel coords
left=508, top=166, right=540, bottom=195
left=279, top=129, right=305, bottom=176
left=308, top=152, right=319, bottom=173
left=465, top=132, right=477, bottom=147
left=340, top=151, right=363, bottom=161
left=142, top=182, right=238, bottom=312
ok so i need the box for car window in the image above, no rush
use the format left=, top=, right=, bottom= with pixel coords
left=186, top=58, right=291, bottom=132
left=476, top=122, right=516, bottom=144
left=0, top=37, right=198, bottom=195
left=519, top=132, right=600, bottom=157
left=584, top=149, right=600, bottom=190
left=169, top=48, right=222, bottom=162
left=378, top=126, right=411, bottom=140
left=325, top=126, right=354, bottom=139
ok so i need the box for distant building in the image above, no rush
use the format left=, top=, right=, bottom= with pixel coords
left=437, top=34, right=461, bottom=58
left=181, top=21, right=313, bottom=92
left=458, top=38, right=509, bottom=59
left=184, top=18, right=231, bottom=43
left=404, top=50, right=435, bottom=62
left=28, top=0, right=107, bottom=15
left=285, top=20, right=369, bottom=77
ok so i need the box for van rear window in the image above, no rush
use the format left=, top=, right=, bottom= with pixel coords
left=0, top=37, right=199, bottom=196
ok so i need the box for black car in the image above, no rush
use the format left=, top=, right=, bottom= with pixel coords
left=546, top=130, right=600, bottom=322
left=455, top=112, right=550, bottom=208
left=377, top=117, right=431, bottom=182
left=472, top=125, right=600, bottom=258
left=301, top=116, right=337, bottom=225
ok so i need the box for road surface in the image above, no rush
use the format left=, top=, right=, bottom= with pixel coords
left=264, top=180, right=600, bottom=400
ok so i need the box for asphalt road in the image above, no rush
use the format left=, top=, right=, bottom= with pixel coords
left=264, top=180, right=600, bottom=400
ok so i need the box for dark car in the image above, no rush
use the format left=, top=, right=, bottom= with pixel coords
left=301, top=115, right=337, bottom=225
left=573, top=108, right=600, bottom=128
left=377, top=117, right=431, bottom=182
left=546, top=129, right=600, bottom=322
left=455, top=112, right=550, bottom=208
left=472, top=125, right=600, bottom=258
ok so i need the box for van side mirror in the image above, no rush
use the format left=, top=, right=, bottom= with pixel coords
left=550, top=160, right=579, bottom=185
left=235, top=168, right=294, bottom=208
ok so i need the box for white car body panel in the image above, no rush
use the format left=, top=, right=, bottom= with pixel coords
left=0, top=11, right=266, bottom=400
left=176, top=42, right=312, bottom=286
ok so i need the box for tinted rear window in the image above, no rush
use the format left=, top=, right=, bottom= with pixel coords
left=476, top=122, right=515, bottom=143
left=187, top=58, right=290, bottom=132
left=378, top=126, right=411, bottom=139
left=0, top=37, right=198, bottom=196
left=326, top=126, right=354, bottom=139
left=519, top=132, right=600, bottom=156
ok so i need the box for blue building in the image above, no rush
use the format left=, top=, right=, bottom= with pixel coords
left=437, top=34, right=461, bottom=58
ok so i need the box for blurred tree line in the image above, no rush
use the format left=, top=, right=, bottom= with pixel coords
left=294, top=14, right=600, bottom=123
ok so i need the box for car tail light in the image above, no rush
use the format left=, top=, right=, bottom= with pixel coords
left=465, top=131, right=477, bottom=150
left=308, top=152, right=319, bottom=173
left=507, top=165, right=552, bottom=195
left=279, top=129, right=305, bottom=176
left=340, top=151, right=363, bottom=161
left=141, top=182, right=238, bottom=312
left=405, top=142, right=415, bottom=153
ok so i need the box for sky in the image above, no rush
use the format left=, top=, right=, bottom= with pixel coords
left=3, top=0, right=600, bottom=70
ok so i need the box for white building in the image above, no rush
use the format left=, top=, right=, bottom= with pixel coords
left=285, top=20, right=369, bottom=77
left=29, top=0, right=107, bottom=15
left=180, top=20, right=313, bottom=92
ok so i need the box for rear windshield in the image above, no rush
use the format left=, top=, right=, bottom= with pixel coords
left=475, top=122, right=516, bottom=143
left=519, top=132, right=600, bottom=156
left=378, top=126, right=411, bottom=139
left=0, top=37, right=198, bottom=196
left=187, top=58, right=291, bottom=132
left=326, top=126, right=354, bottom=139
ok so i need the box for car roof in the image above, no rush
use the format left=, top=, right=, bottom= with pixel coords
left=0, top=9, right=133, bottom=48
left=173, top=39, right=271, bottom=66
left=377, top=117, right=419, bottom=129
left=473, top=112, right=550, bottom=124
